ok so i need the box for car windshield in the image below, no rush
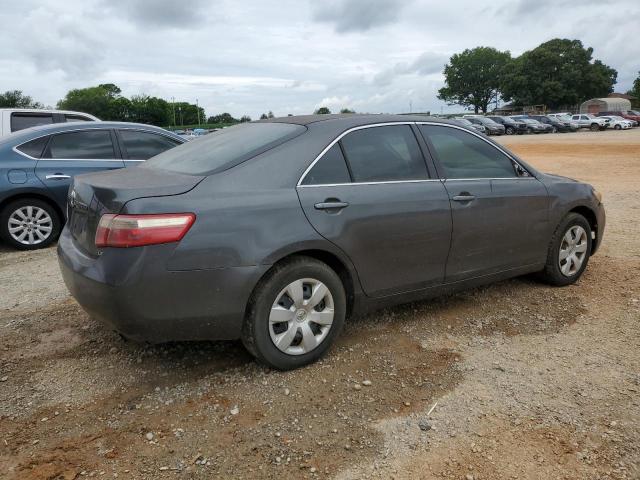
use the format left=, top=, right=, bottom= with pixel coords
left=556, top=115, right=573, bottom=122
left=454, top=118, right=474, bottom=126
left=521, top=119, right=540, bottom=125
left=144, top=122, right=306, bottom=175
left=584, top=114, right=598, bottom=119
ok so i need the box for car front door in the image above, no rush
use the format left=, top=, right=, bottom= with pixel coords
left=35, top=129, right=125, bottom=210
left=297, top=124, right=452, bottom=297
left=418, top=124, right=549, bottom=283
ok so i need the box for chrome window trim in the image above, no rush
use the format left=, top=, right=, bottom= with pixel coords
left=299, top=179, right=442, bottom=188
left=297, top=121, right=535, bottom=187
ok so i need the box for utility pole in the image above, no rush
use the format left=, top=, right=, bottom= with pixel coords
left=171, top=97, right=176, bottom=127
left=196, top=98, right=201, bottom=126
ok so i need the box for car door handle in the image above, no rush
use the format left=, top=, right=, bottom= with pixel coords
left=452, top=194, right=476, bottom=202
left=314, top=201, right=349, bottom=210
left=45, top=174, right=71, bottom=180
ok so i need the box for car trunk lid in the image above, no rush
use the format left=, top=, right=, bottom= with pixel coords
left=67, top=167, right=203, bottom=256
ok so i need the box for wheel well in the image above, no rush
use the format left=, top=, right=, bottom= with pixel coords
left=267, top=250, right=356, bottom=318
left=0, top=193, right=64, bottom=221
left=570, top=206, right=598, bottom=251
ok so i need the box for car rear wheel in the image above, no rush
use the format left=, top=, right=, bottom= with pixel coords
left=538, top=213, right=592, bottom=286
left=505, top=126, right=515, bottom=135
left=551, top=126, right=557, bottom=133
left=590, top=123, right=600, bottom=132
left=242, top=256, right=346, bottom=370
left=0, top=198, right=61, bottom=250
left=614, top=124, right=621, bottom=130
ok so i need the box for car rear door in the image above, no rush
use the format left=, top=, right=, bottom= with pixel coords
left=115, top=128, right=184, bottom=166
left=35, top=128, right=125, bottom=210
left=418, top=123, right=549, bottom=282
left=297, top=123, right=452, bottom=298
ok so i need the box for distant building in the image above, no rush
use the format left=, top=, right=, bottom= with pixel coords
left=580, top=97, right=632, bottom=114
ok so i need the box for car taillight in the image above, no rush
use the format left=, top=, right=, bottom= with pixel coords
left=95, top=213, right=196, bottom=248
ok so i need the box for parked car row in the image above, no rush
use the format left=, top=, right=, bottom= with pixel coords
left=451, top=111, right=639, bottom=135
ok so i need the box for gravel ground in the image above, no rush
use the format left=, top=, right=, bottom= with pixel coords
left=0, top=129, right=638, bottom=479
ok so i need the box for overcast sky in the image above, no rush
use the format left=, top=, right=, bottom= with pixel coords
left=0, top=0, right=638, bottom=118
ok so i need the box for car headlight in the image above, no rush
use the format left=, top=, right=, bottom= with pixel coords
left=592, top=188, right=603, bottom=204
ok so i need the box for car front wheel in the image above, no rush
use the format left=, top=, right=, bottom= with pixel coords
left=242, top=256, right=346, bottom=370
left=538, top=213, right=592, bottom=286
left=590, top=123, right=600, bottom=132
left=0, top=199, right=61, bottom=250
left=505, top=126, right=515, bottom=135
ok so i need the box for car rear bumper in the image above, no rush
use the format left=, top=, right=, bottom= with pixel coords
left=57, top=227, right=269, bottom=342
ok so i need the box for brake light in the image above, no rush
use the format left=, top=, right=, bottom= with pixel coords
left=95, top=213, right=196, bottom=248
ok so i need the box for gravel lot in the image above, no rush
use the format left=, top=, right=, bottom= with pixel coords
left=1, top=129, right=639, bottom=480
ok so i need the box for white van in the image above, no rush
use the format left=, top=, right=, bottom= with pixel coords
left=0, top=109, right=99, bottom=137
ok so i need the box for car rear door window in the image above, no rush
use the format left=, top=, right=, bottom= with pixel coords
left=15, top=135, right=50, bottom=158
left=10, top=113, right=54, bottom=132
left=45, top=130, right=116, bottom=159
left=340, top=125, right=427, bottom=182
left=301, top=144, right=351, bottom=185
left=420, top=125, right=517, bottom=179
left=118, top=129, right=182, bottom=160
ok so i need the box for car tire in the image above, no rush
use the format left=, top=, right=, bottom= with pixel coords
left=590, top=123, right=600, bottom=132
left=538, top=213, right=592, bottom=287
left=0, top=198, right=61, bottom=250
left=551, top=126, right=557, bottom=133
left=242, top=256, right=346, bottom=370
left=614, top=124, right=621, bottom=130
left=505, top=126, right=515, bottom=135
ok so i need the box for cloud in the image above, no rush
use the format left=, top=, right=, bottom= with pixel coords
left=312, top=0, right=409, bottom=33
left=21, top=6, right=106, bottom=78
left=103, top=0, right=210, bottom=28
left=373, top=51, right=448, bottom=86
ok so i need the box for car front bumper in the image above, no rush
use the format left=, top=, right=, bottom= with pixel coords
left=57, top=227, right=269, bottom=342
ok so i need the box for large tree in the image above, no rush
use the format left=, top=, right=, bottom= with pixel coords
left=57, top=84, right=126, bottom=120
left=627, top=71, right=640, bottom=107
left=437, top=47, right=511, bottom=113
left=501, top=39, right=617, bottom=109
left=0, top=90, right=43, bottom=108
left=128, top=95, right=171, bottom=125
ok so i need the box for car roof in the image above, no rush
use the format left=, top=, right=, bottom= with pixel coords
left=0, top=108, right=99, bottom=118
left=0, top=121, right=182, bottom=146
left=262, top=113, right=458, bottom=128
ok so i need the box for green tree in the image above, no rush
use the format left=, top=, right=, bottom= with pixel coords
left=340, top=108, right=355, bottom=114
left=438, top=47, right=511, bottom=113
left=0, top=90, right=44, bottom=108
left=129, top=95, right=171, bottom=125
left=627, top=71, right=640, bottom=107
left=207, top=112, right=238, bottom=124
left=315, top=107, right=331, bottom=114
left=239, top=115, right=252, bottom=122
left=501, top=39, right=617, bottom=109
left=259, top=113, right=269, bottom=120
left=57, top=84, right=125, bottom=120
left=267, top=110, right=275, bottom=118
left=172, top=102, right=205, bottom=126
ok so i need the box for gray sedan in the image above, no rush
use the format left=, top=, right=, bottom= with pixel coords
left=58, top=115, right=605, bottom=370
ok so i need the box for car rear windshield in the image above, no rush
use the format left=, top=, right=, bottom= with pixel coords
left=144, top=122, right=306, bottom=175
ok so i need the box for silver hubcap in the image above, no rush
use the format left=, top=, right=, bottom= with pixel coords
left=269, top=278, right=334, bottom=356
left=8, top=206, right=53, bottom=245
left=559, top=225, right=588, bottom=277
